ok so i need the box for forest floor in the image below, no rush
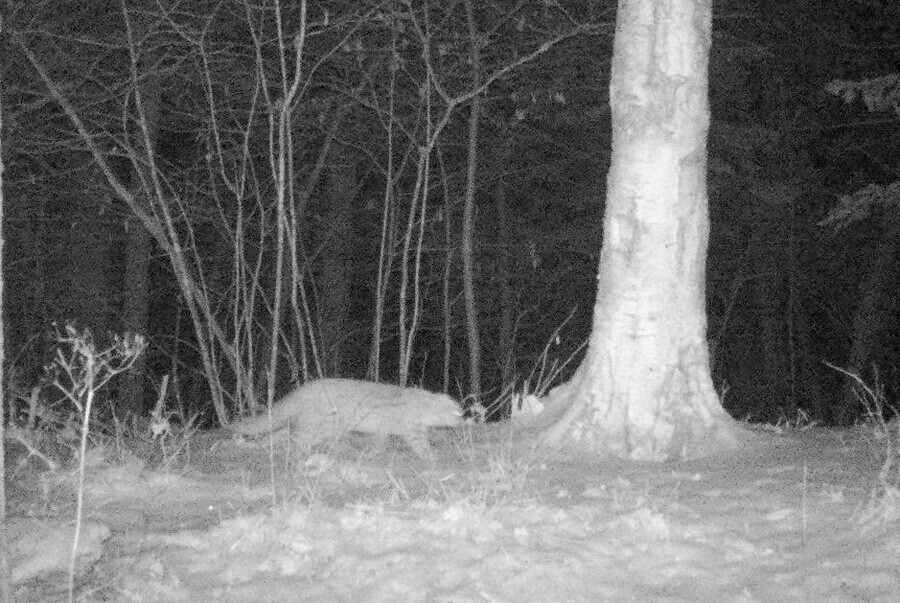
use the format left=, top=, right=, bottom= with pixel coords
left=4, top=419, right=900, bottom=602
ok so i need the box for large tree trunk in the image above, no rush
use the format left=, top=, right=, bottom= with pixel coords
left=68, top=204, right=114, bottom=332
left=461, top=0, right=483, bottom=405
left=838, top=217, right=900, bottom=424
left=120, top=215, right=152, bottom=413
left=318, top=149, right=357, bottom=377
left=539, top=0, right=739, bottom=460
left=752, top=187, right=789, bottom=418
left=0, top=74, right=12, bottom=601
left=118, top=71, right=161, bottom=415
left=495, top=133, right=517, bottom=390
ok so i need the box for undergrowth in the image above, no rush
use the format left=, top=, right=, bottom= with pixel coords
left=844, top=370, right=900, bottom=527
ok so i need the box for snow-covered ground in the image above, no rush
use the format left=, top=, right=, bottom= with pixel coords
left=5, top=423, right=900, bottom=602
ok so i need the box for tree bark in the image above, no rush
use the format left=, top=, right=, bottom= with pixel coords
left=752, top=187, right=789, bottom=418
left=0, top=57, right=12, bottom=600
left=495, top=126, right=517, bottom=391
left=462, top=0, right=483, bottom=405
left=318, top=149, right=357, bottom=377
left=839, top=217, right=900, bottom=424
left=120, top=215, right=152, bottom=413
left=539, top=0, right=739, bottom=460
left=118, top=70, right=161, bottom=415
left=68, top=206, right=114, bottom=333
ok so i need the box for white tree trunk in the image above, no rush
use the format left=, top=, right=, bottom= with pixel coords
left=540, top=0, right=740, bottom=460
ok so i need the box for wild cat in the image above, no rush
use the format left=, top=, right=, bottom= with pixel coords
left=230, top=378, right=463, bottom=457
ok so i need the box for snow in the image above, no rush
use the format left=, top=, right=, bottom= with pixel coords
left=4, top=424, right=900, bottom=602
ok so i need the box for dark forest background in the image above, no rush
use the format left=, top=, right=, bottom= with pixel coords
left=2, top=0, right=899, bottom=427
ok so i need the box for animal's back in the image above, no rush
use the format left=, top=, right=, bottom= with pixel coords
left=231, top=378, right=461, bottom=456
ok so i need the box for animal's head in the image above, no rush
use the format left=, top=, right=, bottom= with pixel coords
left=417, top=393, right=463, bottom=425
